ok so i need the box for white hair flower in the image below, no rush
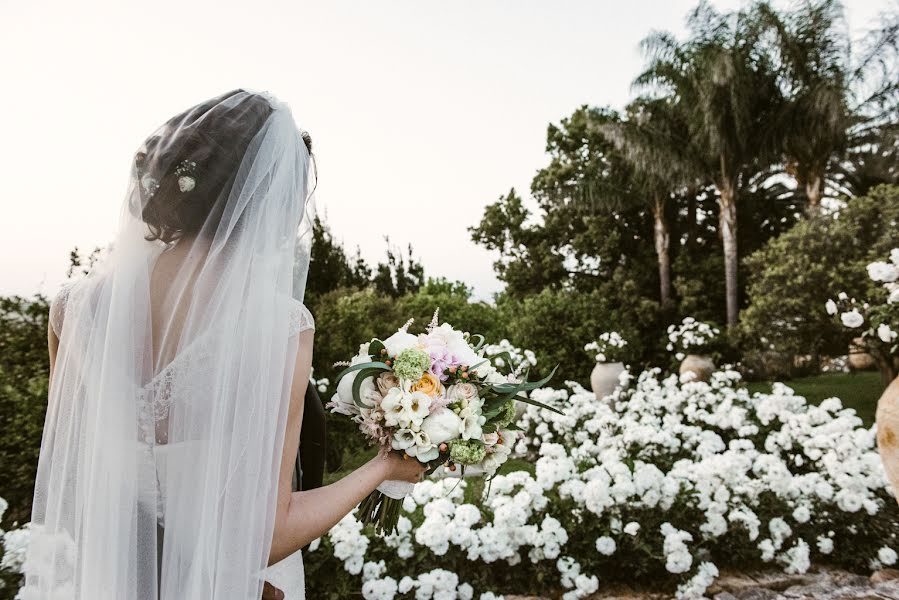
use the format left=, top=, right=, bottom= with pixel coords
left=178, top=176, right=196, bottom=192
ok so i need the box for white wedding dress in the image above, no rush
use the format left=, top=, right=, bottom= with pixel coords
left=26, top=90, right=316, bottom=599
left=48, top=282, right=315, bottom=600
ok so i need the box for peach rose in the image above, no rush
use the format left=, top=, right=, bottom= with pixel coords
left=445, top=382, right=478, bottom=403
left=411, top=372, right=442, bottom=397
left=376, top=372, right=400, bottom=396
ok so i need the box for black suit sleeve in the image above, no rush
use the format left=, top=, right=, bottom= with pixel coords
left=295, top=383, right=327, bottom=492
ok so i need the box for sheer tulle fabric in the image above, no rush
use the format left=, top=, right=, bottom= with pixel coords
left=25, top=90, right=313, bottom=599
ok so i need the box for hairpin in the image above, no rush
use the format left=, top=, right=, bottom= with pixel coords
left=174, top=160, right=198, bottom=192
left=140, top=173, right=160, bottom=198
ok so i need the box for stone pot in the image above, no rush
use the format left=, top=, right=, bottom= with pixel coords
left=591, top=361, right=625, bottom=402
left=679, top=354, right=715, bottom=382
left=876, top=375, right=899, bottom=505
left=849, top=337, right=876, bottom=370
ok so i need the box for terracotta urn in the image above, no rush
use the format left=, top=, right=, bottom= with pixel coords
left=679, top=354, right=715, bottom=382
left=591, top=361, right=625, bottom=402
left=876, top=375, right=899, bottom=504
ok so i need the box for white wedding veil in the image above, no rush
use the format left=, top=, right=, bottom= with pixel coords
left=25, top=89, right=314, bottom=599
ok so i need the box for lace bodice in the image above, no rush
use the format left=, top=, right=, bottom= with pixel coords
left=52, top=283, right=313, bottom=531
left=50, top=284, right=314, bottom=447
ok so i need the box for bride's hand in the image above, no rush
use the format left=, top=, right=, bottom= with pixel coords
left=377, top=448, right=428, bottom=483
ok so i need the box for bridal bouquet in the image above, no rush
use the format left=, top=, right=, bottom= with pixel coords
left=328, top=310, right=559, bottom=534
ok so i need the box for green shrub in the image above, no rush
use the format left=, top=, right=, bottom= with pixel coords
left=742, top=185, right=899, bottom=365
left=0, top=296, right=49, bottom=527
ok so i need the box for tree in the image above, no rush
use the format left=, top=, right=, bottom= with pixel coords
left=742, top=185, right=899, bottom=371
left=599, top=97, right=704, bottom=306
left=304, top=215, right=425, bottom=303
left=756, top=0, right=899, bottom=214
left=636, top=1, right=782, bottom=328
left=303, top=215, right=370, bottom=304
left=472, top=107, right=669, bottom=307
left=371, top=239, right=425, bottom=298
left=0, top=296, right=50, bottom=526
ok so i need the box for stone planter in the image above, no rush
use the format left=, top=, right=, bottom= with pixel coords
left=849, top=337, right=876, bottom=370
left=591, top=361, right=625, bottom=402
left=679, top=354, right=715, bottom=382
left=877, top=375, right=899, bottom=505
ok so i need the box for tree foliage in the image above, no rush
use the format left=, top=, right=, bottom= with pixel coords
left=742, top=185, right=899, bottom=361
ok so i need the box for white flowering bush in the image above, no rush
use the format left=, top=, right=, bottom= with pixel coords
left=583, top=331, right=629, bottom=364
left=482, top=339, right=537, bottom=374
left=665, top=317, right=722, bottom=362
left=303, top=367, right=898, bottom=598
left=827, top=248, right=899, bottom=382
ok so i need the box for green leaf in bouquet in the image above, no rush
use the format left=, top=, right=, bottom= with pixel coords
left=335, top=360, right=392, bottom=383
left=335, top=361, right=393, bottom=409
left=490, top=365, right=558, bottom=394
left=481, top=396, right=510, bottom=416
left=368, top=338, right=386, bottom=359
left=351, top=366, right=388, bottom=409
left=513, top=393, right=564, bottom=415
left=466, top=359, right=489, bottom=373
left=485, top=350, right=516, bottom=373
left=468, top=333, right=485, bottom=352
left=485, top=366, right=562, bottom=414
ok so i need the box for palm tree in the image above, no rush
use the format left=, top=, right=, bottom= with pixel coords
left=635, top=1, right=781, bottom=328
left=756, top=0, right=899, bottom=215
left=600, top=97, right=703, bottom=306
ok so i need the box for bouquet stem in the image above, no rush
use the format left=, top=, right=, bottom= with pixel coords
left=358, top=489, right=402, bottom=535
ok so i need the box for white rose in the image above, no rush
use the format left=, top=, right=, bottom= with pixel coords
left=595, top=536, right=617, bottom=555
left=445, top=382, right=479, bottom=403
left=382, top=330, right=419, bottom=357
left=825, top=299, right=837, bottom=315
left=420, top=408, right=462, bottom=445
left=878, top=323, right=897, bottom=343
left=840, top=309, right=864, bottom=328
left=868, top=261, right=899, bottom=283
left=878, top=546, right=898, bottom=566
left=890, top=288, right=899, bottom=304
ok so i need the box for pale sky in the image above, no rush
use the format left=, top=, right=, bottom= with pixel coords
left=0, top=0, right=888, bottom=300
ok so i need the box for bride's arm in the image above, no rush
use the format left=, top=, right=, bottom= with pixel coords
left=269, top=330, right=424, bottom=565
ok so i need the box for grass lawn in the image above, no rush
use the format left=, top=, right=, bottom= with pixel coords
left=745, top=370, right=883, bottom=427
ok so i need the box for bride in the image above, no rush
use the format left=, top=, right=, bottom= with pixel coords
left=26, top=89, right=425, bottom=599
